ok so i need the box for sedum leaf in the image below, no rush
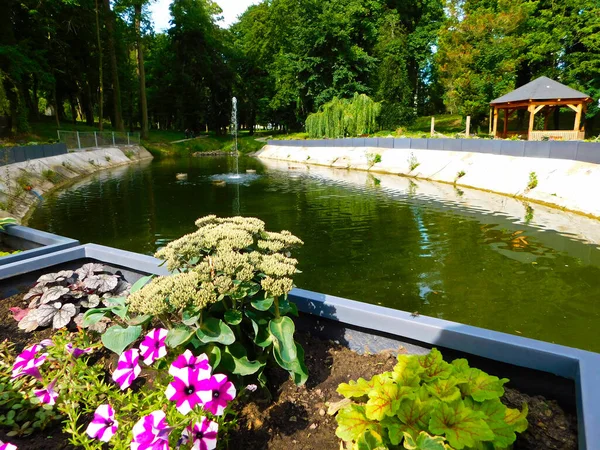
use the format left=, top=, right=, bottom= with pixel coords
left=224, top=309, right=243, bottom=325
left=130, top=275, right=152, bottom=294
left=166, top=326, right=195, bottom=348
left=417, top=349, right=453, bottom=382
left=251, top=297, right=274, bottom=311
left=269, top=316, right=297, bottom=364
left=221, top=343, right=264, bottom=376
left=336, top=404, right=377, bottom=442
left=458, top=368, right=508, bottom=402
left=402, top=431, right=448, bottom=450
left=195, top=317, right=236, bottom=346
left=428, top=401, right=494, bottom=449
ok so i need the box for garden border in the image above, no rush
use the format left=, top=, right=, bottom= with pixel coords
left=267, top=138, right=600, bottom=164
left=0, top=243, right=597, bottom=448
left=0, top=225, right=79, bottom=267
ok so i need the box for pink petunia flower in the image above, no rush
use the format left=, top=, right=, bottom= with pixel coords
left=199, top=374, right=236, bottom=416
left=138, top=328, right=168, bottom=366
left=66, top=343, right=93, bottom=359
left=168, top=350, right=211, bottom=378
left=131, top=410, right=171, bottom=450
left=12, top=345, right=47, bottom=380
left=39, top=339, right=54, bottom=348
left=165, top=369, right=209, bottom=415
left=112, top=349, right=141, bottom=390
left=86, top=404, right=118, bottom=443
left=183, top=417, right=218, bottom=450
left=34, top=379, right=58, bottom=406
left=0, top=440, right=17, bottom=450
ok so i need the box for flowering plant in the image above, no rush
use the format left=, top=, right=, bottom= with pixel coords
left=88, top=216, right=309, bottom=388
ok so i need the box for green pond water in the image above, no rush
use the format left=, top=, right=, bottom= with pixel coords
left=29, top=156, right=600, bottom=352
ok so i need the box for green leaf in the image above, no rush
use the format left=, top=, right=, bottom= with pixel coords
left=130, top=275, right=152, bottom=294
left=459, top=368, right=508, bottom=402
left=366, top=382, right=411, bottom=421
left=417, top=349, right=453, bottom=382
left=182, top=310, right=200, bottom=326
left=221, top=343, right=264, bottom=376
left=224, top=309, right=243, bottom=325
left=505, top=402, right=528, bottom=433
left=127, top=314, right=152, bottom=326
left=393, top=355, right=424, bottom=387
left=195, top=317, right=235, bottom=346
left=385, top=396, right=433, bottom=444
left=271, top=297, right=298, bottom=317
left=338, top=376, right=385, bottom=399
left=251, top=297, right=274, bottom=311
left=426, top=378, right=462, bottom=403
left=428, top=401, right=494, bottom=449
left=245, top=309, right=272, bottom=347
left=101, top=325, right=142, bottom=355
left=206, top=344, right=222, bottom=370
left=272, top=340, right=309, bottom=385
left=166, top=326, right=194, bottom=348
left=402, top=431, right=448, bottom=450
left=82, top=309, right=107, bottom=327
left=356, top=429, right=387, bottom=450
left=269, top=316, right=297, bottom=364
left=335, top=404, right=376, bottom=442
left=464, top=397, right=528, bottom=448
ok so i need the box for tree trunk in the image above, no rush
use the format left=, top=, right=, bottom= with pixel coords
left=83, top=79, right=95, bottom=126
left=134, top=3, right=148, bottom=139
left=102, top=0, right=124, bottom=131
left=32, top=75, right=39, bottom=119
left=53, top=84, right=60, bottom=128
left=95, top=0, right=104, bottom=131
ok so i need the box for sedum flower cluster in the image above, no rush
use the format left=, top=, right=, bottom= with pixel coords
left=129, top=216, right=303, bottom=315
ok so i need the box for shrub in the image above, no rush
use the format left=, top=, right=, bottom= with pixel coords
left=378, top=101, right=416, bottom=130
left=408, top=153, right=420, bottom=172
left=367, top=153, right=382, bottom=168
left=124, top=150, right=135, bottom=159
left=41, top=169, right=59, bottom=184
left=527, top=172, right=538, bottom=190
left=335, top=348, right=528, bottom=449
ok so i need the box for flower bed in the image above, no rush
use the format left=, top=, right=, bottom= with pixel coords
left=0, top=217, right=581, bottom=449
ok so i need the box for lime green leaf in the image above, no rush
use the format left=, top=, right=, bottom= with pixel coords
left=102, top=325, right=142, bottom=355
left=393, top=355, right=424, bottom=387
left=402, top=431, right=448, bottom=450
left=336, top=404, right=377, bottom=442
left=417, top=349, right=452, bottom=382
left=130, top=275, right=152, bottom=294
left=195, top=317, right=235, bottom=345
left=356, top=429, right=387, bottom=450
left=426, top=378, right=462, bottom=403
left=459, top=368, right=508, bottom=402
left=338, top=375, right=387, bottom=399
left=505, top=402, right=528, bottom=433
left=224, top=309, right=243, bottom=325
left=429, top=401, right=494, bottom=449
left=166, top=326, right=194, bottom=348
left=221, top=343, right=264, bottom=376
left=366, top=383, right=413, bottom=421
left=386, top=397, right=433, bottom=444
left=82, top=309, right=107, bottom=327
left=251, top=297, right=274, bottom=311
left=269, top=316, right=297, bottom=364
left=464, top=397, right=526, bottom=448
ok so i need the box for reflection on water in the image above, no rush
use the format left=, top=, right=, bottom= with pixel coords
left=29, top=156, right=600, bottom=352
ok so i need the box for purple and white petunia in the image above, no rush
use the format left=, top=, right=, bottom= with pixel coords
left=85, top=404, right=118, bottom=443
left=66, top=343, right=93, bottom=359
left=131, top=410, right=171, bottom=450
left=168, top=350, right=211, bottom=378
left=112, top=349, right=141, bottom=390
left=165, top=369, right=209, bottom=415
left=138, top=328, right=168, bottom=366
left=39, top=339, right=54, bottom=348
left=183, top=417, right=218, bottom=450
left=33, top=379, right=58, bottom=406
left=199, top=374, right=236, bottom=416
left=0, top=440, right=17, bottom=450
left=12, top=345, right=47, bottom=380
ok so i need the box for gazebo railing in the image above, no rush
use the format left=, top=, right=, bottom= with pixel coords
left=529, top=130, right=585, bottom=141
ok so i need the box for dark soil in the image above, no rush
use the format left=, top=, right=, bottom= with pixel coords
left=0, top=292, right=579, bottom=450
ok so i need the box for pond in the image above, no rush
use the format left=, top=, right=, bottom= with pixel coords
left=29, top=156, right=600, bottom=352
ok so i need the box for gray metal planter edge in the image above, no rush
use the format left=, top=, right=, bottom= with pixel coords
left=0, top=243, right=596, bottom=448
left=0, top=225, right=79, bottom=266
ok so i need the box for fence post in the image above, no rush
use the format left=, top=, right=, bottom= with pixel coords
left=94, top=132, right=98, bottom=148
left=127, top=132, right=130, bottom=145
left=57, top=130, right=61, bottom=143
left=112, top=132, right=115, bottom=146
left=466, top=116, right=471, bottom=138
left=77, top=131, right=81, bottom=150
left=430, top=117, right=435, bottom=137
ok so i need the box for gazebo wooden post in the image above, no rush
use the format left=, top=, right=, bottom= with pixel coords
left=574, top=103, right=583, bottom=131
left=492, top=107, right=498, bottom=138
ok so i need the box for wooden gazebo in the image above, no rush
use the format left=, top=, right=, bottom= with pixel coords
left=490, top=76, right=592, bottom=141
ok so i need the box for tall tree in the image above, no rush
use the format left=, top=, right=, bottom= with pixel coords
left=134, top=1, right=148, bottom=139
left=103, top=0, right=125, bottom=131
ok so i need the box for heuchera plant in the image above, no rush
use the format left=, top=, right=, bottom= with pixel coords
left=15, top=263, right=129, bottom=332
left=335, top=349, right=528, bottom=450
left=88, top=216, right=308, bottom=387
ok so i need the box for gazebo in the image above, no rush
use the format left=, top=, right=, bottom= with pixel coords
left=490, top=76, right=592, bottom=141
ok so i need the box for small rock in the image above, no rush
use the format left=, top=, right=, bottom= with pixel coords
left=309, top=423, right=318, bottom=430
left=315, top=389, right=322, bottom=396
left=289, top=416, right=297, bottom=422
left=319, top=409, right=326, bottom=416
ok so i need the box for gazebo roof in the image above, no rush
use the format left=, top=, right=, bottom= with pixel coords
left=490, top=76, right=590, bottom=105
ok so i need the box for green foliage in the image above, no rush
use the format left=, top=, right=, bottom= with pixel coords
left=335, top=349, right=528, bottom=450
left=367, top=153, right=382, bottom=168
left=527, top=172, right=538, bottom=190
left=408, top=153, right=420, bottom=172
left=41, top=169, right=59, bottom=184
left=306, top=94, right=382, bottom=139
left=0, top=217, right=18, bottom=231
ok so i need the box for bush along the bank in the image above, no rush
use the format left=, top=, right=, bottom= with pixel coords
left=86, top=215, right=308, bottom=388
left=335, top=349, right=528, bottom=450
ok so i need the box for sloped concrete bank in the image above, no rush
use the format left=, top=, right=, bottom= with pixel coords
left=0, top=145, right=153, bottom=222
left=257, top=144, right=600, bottom=218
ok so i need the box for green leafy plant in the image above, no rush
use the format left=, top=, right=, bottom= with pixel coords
left=105, top=155, right=112, bottom=162
left=16, top=174, right=31, bottom=191
left=367, top=152, right=382, bottom=168
left=335, top=348, right=528, bottom=449
left=527, top=172, right=538, bottom=190
left=0, top=217, right=18, bottom=231
left=41, top=169, right=59, bottom=184
left=408, top=153, right=420, bottom=172
left=456, top=170, right=466, bottom=180
left=124, top=150, right=135, bottom=159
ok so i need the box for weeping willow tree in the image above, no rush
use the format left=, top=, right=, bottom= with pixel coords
left=306, top=93, right=381, bottom=138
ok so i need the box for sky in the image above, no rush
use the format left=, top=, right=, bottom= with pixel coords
left=149, top=0, right=260, bottom=31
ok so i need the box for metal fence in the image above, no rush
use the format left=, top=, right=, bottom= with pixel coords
left=57, top=131, right=141, bottom=150
left=268, top=137, right=600, bottom=164
left=0, top=143, right=68, bottom=166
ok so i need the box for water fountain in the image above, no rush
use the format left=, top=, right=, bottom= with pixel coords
left=231, top=97, right=240, bottom=179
